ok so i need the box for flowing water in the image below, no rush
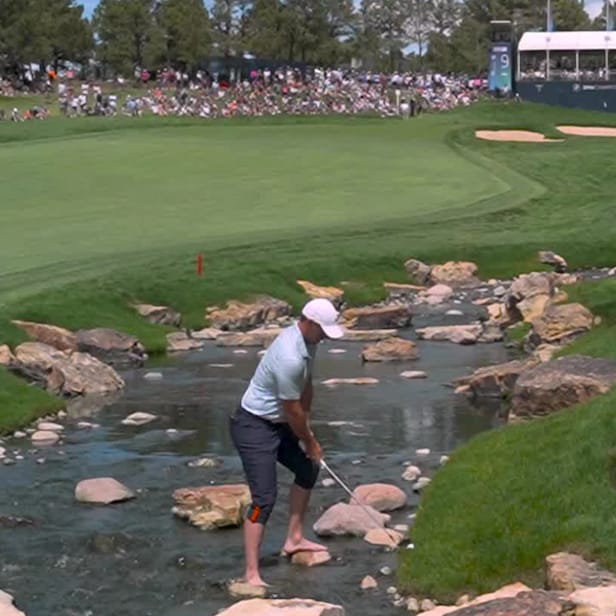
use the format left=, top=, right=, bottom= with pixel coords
left=1, top=328, right=514, bottom=616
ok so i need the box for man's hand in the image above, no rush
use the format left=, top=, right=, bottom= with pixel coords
left=304, top=437, right=323, bottom=463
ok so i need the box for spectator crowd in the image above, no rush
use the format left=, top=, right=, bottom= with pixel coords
left=1, top=67, right=486, bottom=122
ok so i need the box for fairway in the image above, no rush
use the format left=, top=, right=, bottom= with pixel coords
left=0, top=120, right=508, bottom=301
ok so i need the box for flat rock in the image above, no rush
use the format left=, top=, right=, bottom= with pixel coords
left=416, top=325, right=482, bottom=345
left=290, top=550, right=332, bottom=567
left=546, top=552, right=616, bottom=592
left=530, top=303, right=594, bottom=345
left=363, top=528, right=404, bottom=547
left=351, top=483, right=407, bottom=511
left=342, top=305, right=412, bottom=330
left=191, top=327, right=223, bottom=340
left=401, top=370, right=427, bottom=379
left=343, top=329, right=398, bottom=341
left=313, top=502, right=389, bottom=537
left=121, top=412, right=157, bottom=426
left=297, top=280, right=344, bottom=307
left=11, top=320, right=77, bottom=351
left=166, top=332, right=204, bottom=352
left=134, top=303, right=181, bottom=327
left=322, top=378, right=378, bottom=389
left=227, top=581, right=267, bottom=599
left=510, top=355, right=616, bottom=418
left=569, top=585, right=616, bottom=616
left=172, top=484, right=250, bottom=530
left=75, top=477, right=135, bottom=505
left=216, top=328, right=281, bottom=347
left=206, top=296, right=290, bottom=331
left=362, top=337, right=418, bottom=362
left=30, top=431, right=60, bottom=445
left=217, top=598, right=344, bottom=616
left=37, top=421, right=64, bottom=432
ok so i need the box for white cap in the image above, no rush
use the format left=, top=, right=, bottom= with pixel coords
left=301, top=298, right=345, bottom=339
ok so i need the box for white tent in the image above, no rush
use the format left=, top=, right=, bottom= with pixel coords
left=517, top=31, right=616, bottom=80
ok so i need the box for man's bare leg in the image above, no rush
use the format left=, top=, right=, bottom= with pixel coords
left=243, top=518, right=269, bottom=586
left=282, top=484, right=327, bottom=555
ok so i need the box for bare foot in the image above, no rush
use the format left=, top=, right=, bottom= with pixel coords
left=282, top=538, right=328, bottom=556
left=243, top=575, right=270, bottom=588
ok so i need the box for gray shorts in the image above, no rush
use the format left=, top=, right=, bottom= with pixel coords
left=229, top=407, right=319, bottom=524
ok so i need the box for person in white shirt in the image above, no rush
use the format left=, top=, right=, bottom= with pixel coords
left=229, top=299, right=345, bottom=588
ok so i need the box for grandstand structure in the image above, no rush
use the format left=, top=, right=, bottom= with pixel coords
left=516, top=31, right=616, bottom=112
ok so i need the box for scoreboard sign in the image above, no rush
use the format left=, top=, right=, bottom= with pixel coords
left=488, top=43, right=513, bottom=93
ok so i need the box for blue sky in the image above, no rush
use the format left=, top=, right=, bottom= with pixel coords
left=78, top=0, right=605, bottom=20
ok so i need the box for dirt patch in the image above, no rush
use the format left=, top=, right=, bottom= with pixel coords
left=476, top=130, right=563, bottom=143
left=557, top=125, right=616, bottom=137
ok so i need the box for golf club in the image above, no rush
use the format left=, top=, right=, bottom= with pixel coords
left=319, top=458, right=402, bottom=547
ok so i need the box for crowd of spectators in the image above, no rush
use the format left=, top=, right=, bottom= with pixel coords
left=1, top=67, right=486, bottom=122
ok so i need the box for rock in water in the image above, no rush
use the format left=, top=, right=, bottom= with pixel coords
left=313, top=503, right=389, bottom=537
left=76, top=328, right=146, bottom=367
left=351, top=483, right=407, bottom=511
left=362, top=337, right=418, bottom=362
left=361, top=576, right=378, bottom=590
left=364, top=528, right=404, bottom=547
left=290, top=550, right=331, bottom=567
left=321, top=377, right=379, bottom=386
left=400, top=371, right=427, bottom=379
left=416, top=325, right=482, bottom=345
left=217, top=598, right=344, bottom=616
left=172, top=484, right=250, bottom=530
left=36, top=421, right=63, bottom=432
left=30, top=431, right=60, bottom=445
left=227, top=581, right=267, bottom=599
left=342, top=305, right=412, bottom=330
left=75, top=478, right=135, bottom=505
left=121, top=412, right=157, bottom=426
left=0, top=589, right=26, bottom=616
left=166, top=332, right=204, bottom=352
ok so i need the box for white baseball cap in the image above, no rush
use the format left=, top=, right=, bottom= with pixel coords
left=301, top=298, right=345, bottom=339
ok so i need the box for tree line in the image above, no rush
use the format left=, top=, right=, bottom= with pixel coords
left=0, top=0, right=606, bottom=79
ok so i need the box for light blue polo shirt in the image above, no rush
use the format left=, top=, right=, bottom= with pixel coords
left=241, top=322, right=317, bottom=422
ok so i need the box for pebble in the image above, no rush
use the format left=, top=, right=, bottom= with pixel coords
left=15, top=455, right=24, bottom=461
left=415, top=448, right=430, bottom=456
left=494, top=285, right=507, bottom=296
left=609, top=266, right=616, bottom=277
left=31, top=431, right=60, bottom=445
left=13, top=431, right=26, bottom=438
left=233, top=349, right=248, bottom=355
left=445, top=309, right=463, bottom=316
left=257, top=350, right=267, bottom=356
left=406, top=597, right=420, bottom=612
left=379, top=566, right=392, bottom=576
left=413, top=477, right=432, bottom=491
left=387, top=586, right=397, bottom=595
left=321, top=478, right=335, bottom=487
left=360, top=575, right=378, bottom=590
left=440, top=455, right=450, bottom=465
left=77, top=421, right=99, bottom=429
left=328, top=348, right=347, bottom=354
left=144, top=372, right=163, bottom=380
left=187, top=457, right=220, bottom=468
left=36, top=458, right=46, bottom=464
left=166, top=429, right=178, bottom=435
left=209, top=363, right=234, bottom=368
left=400, top=371, right=427, bottom=380
left=402, top=465, right=421, bottom=482
left=37, top=422, right=64, bottom=432
left=352, top=459, right=362, bottom=465
left=122, top=412, right=157, bottom=426
left=393, top=524, right=409, bottom=533
left=421, top=599, right=436, bottom=611
left=3, top=458, right=15, bottom=466
left=57, top=410, right=67, bottom=419
left=0, top=447, right=5, bottom=458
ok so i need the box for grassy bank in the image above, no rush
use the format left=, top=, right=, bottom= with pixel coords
left=399, top=277, right=616, bottom=599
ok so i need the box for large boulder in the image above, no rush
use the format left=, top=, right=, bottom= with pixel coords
left=510, top=356, right=616, bottom=418
left=206, top=296, right=291, bottom=331
left=420, top=589, right=566, bottom=616
left=313, top=502, right=389, bottom=537
left=0, top=590, right=26, bottom=616
left=546, top=552, right=616, bottom=592
left=76, top=328, right=146, bottom=367
left=172, top=484, right=251, bottom=530
left=506, top=273, right=555, bottom=323
left=430, top=261, right=479, bottom=287
left=216, top=598, right=344, bottom=616
left=361, top=337, right=418, bottom=362
left=416, top=324, right=483, bottom=345
left=12, top=342, right=125, bottom=397
left=134, top=304, right=181, bottom=327
left=351, top=483, right=407, bottom=511
left=455, top=359, right=538, bottom=398
left=538, top=250, right=568, bottom=273
left=404, top=258, right=432, bottom=285
left=297, top=280, right=344, bottom=308
left=75, top=477, right=135, bottom=505
left=11, top=320, right=77, bottom=351
left=529, top=303, right=594, bottom=345
left=342, top=305, right=412, bottom=330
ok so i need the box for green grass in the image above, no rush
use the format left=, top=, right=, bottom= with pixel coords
left=400, top=276, right=616, bottom=599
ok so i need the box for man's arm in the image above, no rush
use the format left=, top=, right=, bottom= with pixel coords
left=282, top=399, right=322, bottom=462
left=300, top=380, right=313, bottom=414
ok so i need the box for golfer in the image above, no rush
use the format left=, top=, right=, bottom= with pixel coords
left=229, top=298, right=345, bottom=587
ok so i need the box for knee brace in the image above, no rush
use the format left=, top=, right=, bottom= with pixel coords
left=246, top=501, right=274, bottom=525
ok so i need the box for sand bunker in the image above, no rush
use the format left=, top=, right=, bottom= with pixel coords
left=557, top=125, right=616, bottom=137
left=475, top=130, right=562, bottom=143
